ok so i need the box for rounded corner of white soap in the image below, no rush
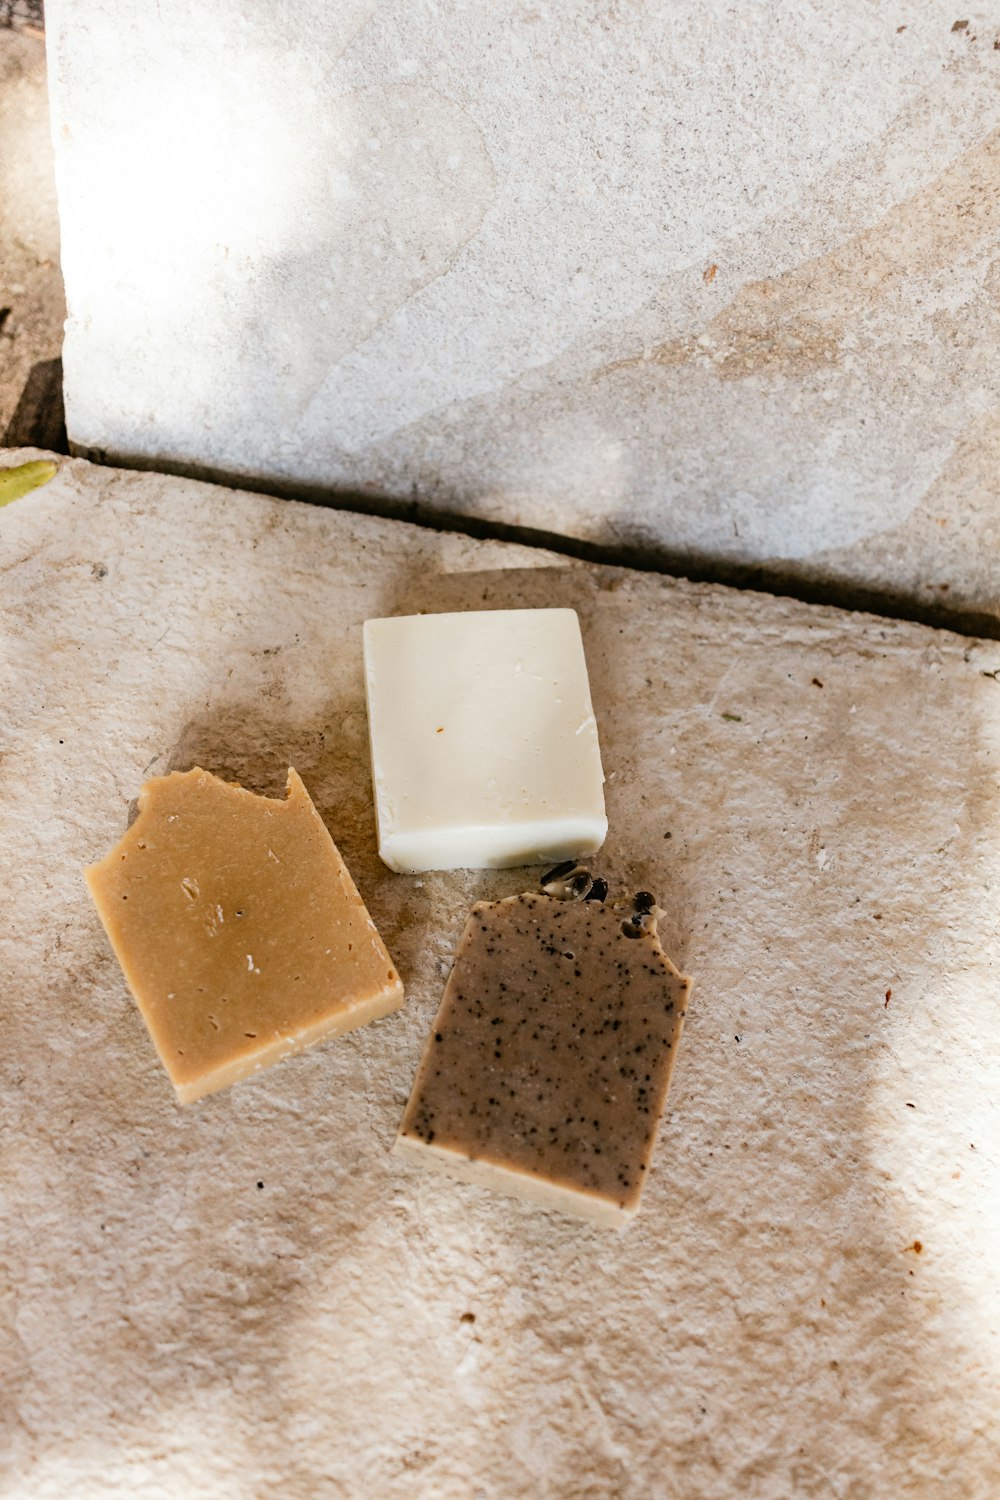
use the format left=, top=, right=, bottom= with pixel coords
left=578, top=814, right=608, bottom=855
left=534, top=812, right=607, bottom=864
left=376, top=838, right=412, bottom=875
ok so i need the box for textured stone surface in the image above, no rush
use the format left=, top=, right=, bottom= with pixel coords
left=0, top=28, right=64, bottom=436
left=2, top=450, right=999, bottom=1497
left=46, top=1, right=1000, bottom=620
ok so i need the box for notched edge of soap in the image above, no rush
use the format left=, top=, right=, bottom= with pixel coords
left=84, top=767, right=341, bottom=907
left=83, top=764, right=406, bottom=1104
left=84, top=765, right=310, bottom=877
left=394, top=888, right=693, bottom=1228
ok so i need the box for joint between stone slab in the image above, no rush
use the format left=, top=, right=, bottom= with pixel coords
left=66, top=444, right=1000, bottom=645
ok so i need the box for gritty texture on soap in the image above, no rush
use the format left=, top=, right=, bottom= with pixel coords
left=364, top=608, right=607, bottom=872
left=396, top=893, right=689, bottom=1226
left=84, top=767, right=403, bottom=1102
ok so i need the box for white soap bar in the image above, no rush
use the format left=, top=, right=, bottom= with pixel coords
left=363, top=608, right=607, bottom=873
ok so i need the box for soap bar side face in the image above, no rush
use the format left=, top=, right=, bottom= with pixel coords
left=396, top=893, right=689, bottom=1223
left=363, top=608, right=607, bottom=872
left=84, top=768, right=404, bottom=1102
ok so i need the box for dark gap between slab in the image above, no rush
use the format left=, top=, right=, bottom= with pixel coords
left=67, top=443, right=1000, bottom=644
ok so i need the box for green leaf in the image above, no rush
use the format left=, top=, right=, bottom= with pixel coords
left=0, top=459, right=58, bottom=508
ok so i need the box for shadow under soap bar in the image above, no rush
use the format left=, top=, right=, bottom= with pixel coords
left=84, top=768, right=403, bottom=1103
left=395, top=887, right=690, bottom=1227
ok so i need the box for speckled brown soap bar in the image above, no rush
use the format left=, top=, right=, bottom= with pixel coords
left=84, top=767, right=404, bottom=1103
left=395, top=889, right=690, bottom=1227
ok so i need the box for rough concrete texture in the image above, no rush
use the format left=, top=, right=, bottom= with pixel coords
left=46, top=1, right=1000, bottom=621
left=2, top=450, right=999, bottom=1499
left=0, top=27, right=65, bottom=435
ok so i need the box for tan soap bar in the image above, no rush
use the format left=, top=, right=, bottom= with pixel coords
left=84, top=767, right=403, bottom=1103
left=395, top=882, right=690, bottom=1228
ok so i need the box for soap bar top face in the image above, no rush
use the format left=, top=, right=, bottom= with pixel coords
left=395, top=889, right=690, bottom=1226
left=363, top=608, right=607, bottom=873
left=84, top=768, right=403, bottom=1103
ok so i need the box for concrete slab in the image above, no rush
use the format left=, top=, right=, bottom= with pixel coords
left=45, top=2, right=1000, bottom=622
left=2, top=451, right=998, bottom=1498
